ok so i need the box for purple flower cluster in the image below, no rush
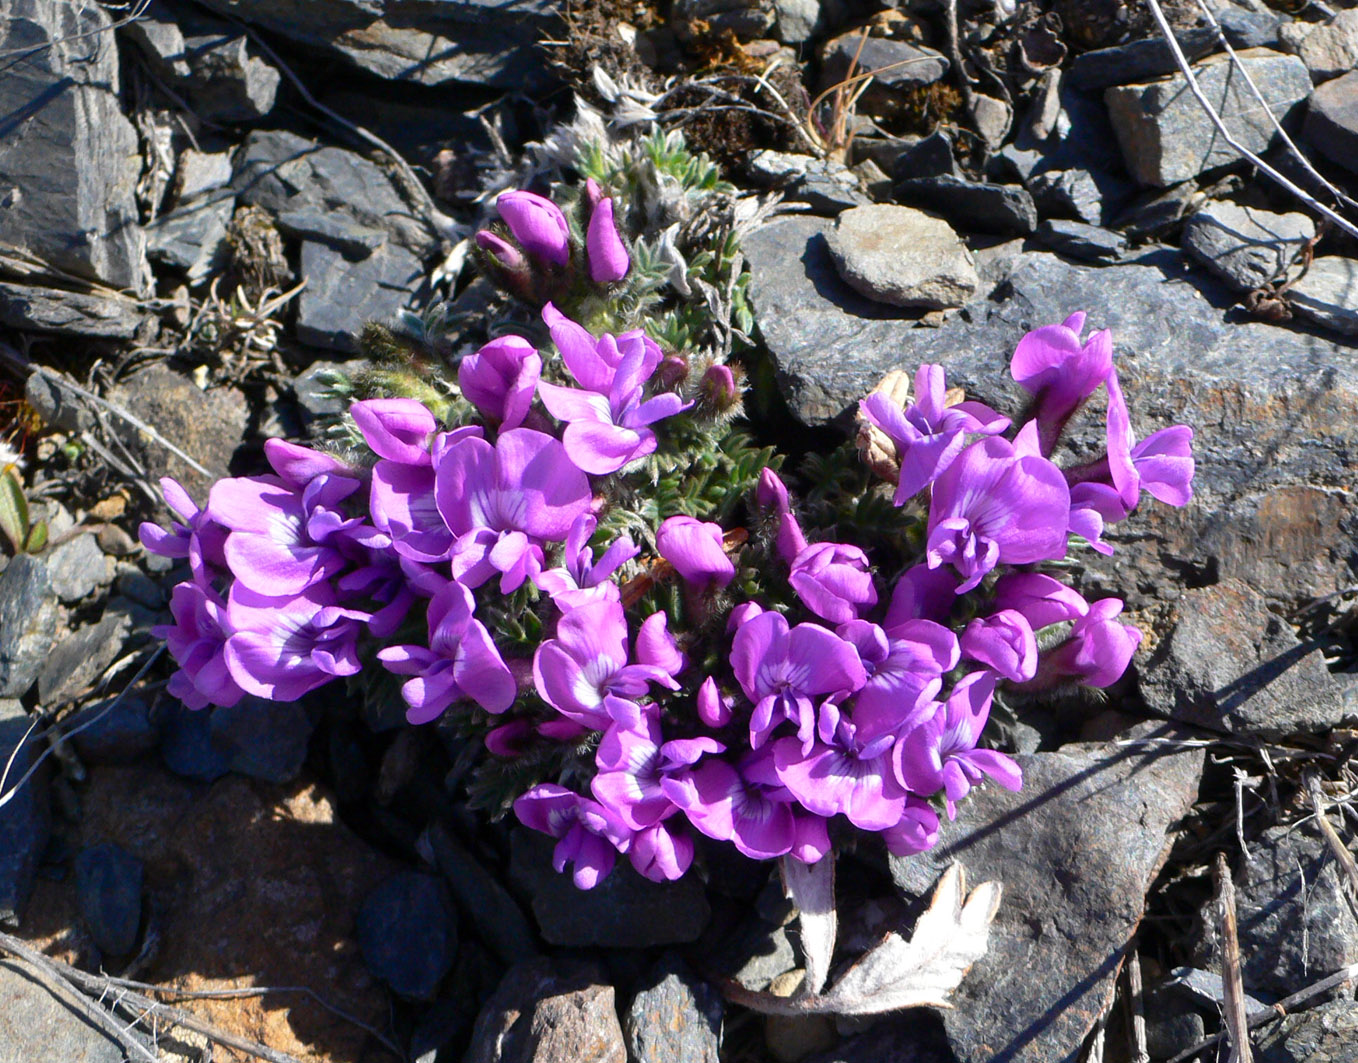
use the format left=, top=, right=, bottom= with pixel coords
left=144, top=301, right=1193, bottom=891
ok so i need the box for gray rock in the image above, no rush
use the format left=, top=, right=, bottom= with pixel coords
left=891, top=131, right=958, bottom=181
left=193, top=0, right=557, bottom=90
left=623, top=955, right=723, bottom=1063
left=0, top=556, right=58, bottom=699
left=1036, top=219, right=1128, bottom=262
left=145, top=194, right=235, bottom=285
left=175, top=149, right=235, bottom=202
left=465, top=958, right=627, bottom=1063
left=426, top=822, right=536, bottom=967
left=158, top=703, right=231, bottom=782
left=1216, top=3, right=1281, bottom=49
left=746, top=151, right=870, bottom=215
left=0, top=0, right=147, bottom=291
left=1113, top=182, right=1198, bottom=240
left=0, top=700, right=49, bottom=925
left=1180, top=201, right=1314, bottom=292
left=1289, top=256, right=1358, bottom=336
left=1221, top=822, right=1358, bottom=998
left=1142, top=990, right=1206, bottom=1061
left=24, top=373, right=91, bottom=434
left=819, top=33, right=948, bottom=117
left=121, top=1, right=191, bottom=78
left=0, top=960, right=127, bottom=1063
left=43, top=531, right=109, bottom=603
left=674, top=0, right=775, bottom=41
left=38, top=611, right=130, bottom=705
left=209, top=697, right=314, bottom=783
left=890, top=727, right=1204, bottom=1063
left=747, top=233, right=1358, bottom=610
left=509, top=830, right=710, bottom=948
left=108, top=365, right=247, bottom=497
left=276, top=209, right=387, bottom=255
left=357, top=872, right=457, bottom=1000
left=709, top=919, right=797, bottom=991
left=1106, top=51, right=1312, bottom=186
left=1296, top=9, right=1358, bottom=83
left=1026, top=166, right=1134, bottom=226
left=895, top=176, right=1037, bottom=235
left=181, top=28, right=279, bottom=122
left=1139, top=579, right=1344, bottom=736
left=772, top=0, right=821, bottom=44
left=74, top=843, right=143, bottom=955
left=802, top=1012, right=954, bottom=1063
left=232, top=129, right=437, bottom=257
left=1304, top=69, right=1358, bottom=175
left=825, top=205, right=978, bottom=310
left=1257, top=999, right=1358, bottom=1063
left=0, top=283, right=141, bottom=339
left=295, top=239, right=426, bottom=353
left=1068, top=26, right=1219, bottom=90
left=68, top=697, right=158, bottom=764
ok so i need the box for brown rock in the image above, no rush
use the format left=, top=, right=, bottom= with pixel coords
left=16, top=764, right=401, bottom=1062
left=466, top=958, right=627, bottom=1063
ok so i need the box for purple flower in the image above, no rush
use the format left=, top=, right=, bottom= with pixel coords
left=535, top=513, right=638, bottom=610
left=458, top=335, right=542, bottom=430
left=208, top=472, right=361, bottom=597
left=153, top=581, right=244, bottom=710
left=755, top=468, right=808, bottom=564
left=773, top=716, right=907, bottom=831
left=837, top=618, right=958, bottom=738
left=664, top=749, right=830, bottom=862
left=223, top=583, right=367, bottom=702
left=859, top=364, right=1010, bottom=504
left=655, top=516, right=735, bottom=589
left=1010, top=311, right=1113, bottom=454
left=377, top=579, right=516, bottom=724
left=697, top=675, right=734, bottom=727
left=435, top=428, right=592, bottom=592
left=591, top=698, right=723, bottom=830
left=263, top=439, right=354, bottom=490
left=514, top=784, right=631, bottom=889
left=139, top=477, right=228, bottom=582
left=1030, top=598, right=1141, bottom=689
left=585, top=192, right=630, bottom=283
left=533, top=599, right=683, bottom=730
left=789, top=541, right=877, bottom=624
left=537, top=314, right=691, bottom=474
left=894, top=671, right=1023, bottom=818
left=960, top=610, right=1037, bottom=682
left=1105, top=369, right=1195, bottom=511
left=882, top=563, right=958, bottom=626
left=990, top=573, right=1088, bottom=630
left=1067, top=482, right=1126, bottom=557
left=475, top=229, right=526, bottom=271
left=496, top=190, right=570, bottom=268
left=628, top=821, right=693, bottom=882
left=730, top=609, right=867, bottom=750
left=335, top=534, right=442, bottom=638
left=351, top=399, right=438, bottom=465
left=882, top=797, right=940, bottom=856
left=925, top=436, right=1071, bottom=593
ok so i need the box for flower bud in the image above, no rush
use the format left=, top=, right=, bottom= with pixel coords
left=654, top=354, right=690, bottom=392
left=475, top=229, right=525, bottom=271
left=697, top=676, right=734, bottom=727
left=586, top=195, right=630, bottom=283
left=496, top=190, right=570, bottom=267
left=656, top=515, right=735, bottom=589
left=698, top=363, right=742, bottom=417
left=458, top=335, right=542, bottom=430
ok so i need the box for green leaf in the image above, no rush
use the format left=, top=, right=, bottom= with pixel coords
left=0, top=467, right=29, bottom=554
left=24, top=520, right=47, bottom=554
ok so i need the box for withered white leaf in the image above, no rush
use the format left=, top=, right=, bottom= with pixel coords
left=726, top=864, right=1001, bottom=1017
left=781, top=855, right=837, bottom=995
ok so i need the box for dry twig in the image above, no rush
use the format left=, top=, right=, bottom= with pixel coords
left=1305, top=772, right=1358, bottom=921
left=1214, top=852, right=1253, bottom=1063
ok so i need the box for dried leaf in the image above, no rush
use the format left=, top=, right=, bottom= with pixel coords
left=782, top=855, right=837, bottom=995
left=725, top=864, right=1001, bottom=1017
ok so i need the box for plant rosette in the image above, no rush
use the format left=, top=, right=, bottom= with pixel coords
left=143, top=182, right=1194, bottom=1015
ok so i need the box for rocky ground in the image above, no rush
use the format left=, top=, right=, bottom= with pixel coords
left=2, top=0, right=1358, bottom=1061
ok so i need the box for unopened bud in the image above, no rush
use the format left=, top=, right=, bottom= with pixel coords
left=654, top=354, right=690, bottom=391
left=698, top=362, right=742, bottom=416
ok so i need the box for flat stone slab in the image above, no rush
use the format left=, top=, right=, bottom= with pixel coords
left=825, top=205, right=978, bottom=309
left=890, top=726, right=1204, bottom=1063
